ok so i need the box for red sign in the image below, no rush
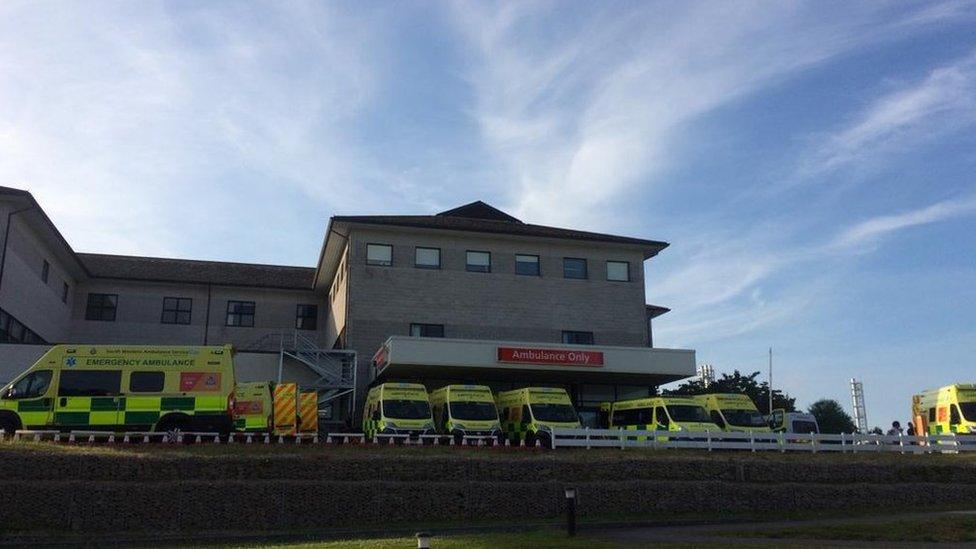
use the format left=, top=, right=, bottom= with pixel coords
left=372, top=345, right=389, bottom=369
left=180, top=372, right=221, bottom=392
left=497, top=347, right=604, bottom=367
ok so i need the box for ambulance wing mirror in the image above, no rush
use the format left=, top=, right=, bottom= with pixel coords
left=2, top=387, right=14, bottom=399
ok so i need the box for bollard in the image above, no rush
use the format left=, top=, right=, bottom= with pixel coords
left=326, top=435, right=333, bottom=444
left=68, top=433, right=76, bottom=443
left=33, top=433, right=41, bottom=442
left=228, top=433, right=235, bottom=444
left=54, top=433, right=61, bottom=443
left=12, top=432, right=19, bottom=442
left=108, top=434, right=115, bottom=443
left=123, top=434, right=130, bottom=443
left=313, top=435, right=319, bottom=444
left=278, top=435, right=284, bottom=444
left=416, top=532, right=432, bottom=549
left=143, top=434, right=150, bottom=443
left=505, top=438, right=511, bottom=447
left=88, top=435, right=95, bottom=443
left=214, top=435, right=220, bottom=444
left=246, top=434, right=253, bottom=444
left=295, top=435, right=301, bottom=445
left=195, top=435, right=202, bottom=444
left=564, top=487, right=578, bottom=537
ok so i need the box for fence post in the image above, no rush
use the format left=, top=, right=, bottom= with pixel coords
left=750, top=431, right=756, bottom=453
left=551, top=430, right=557, bottom=450
left=585, top=427, right=591, bottom=450
left=811, top=432, right=817, bottom=453
left=706, top=430, right=711, bottom=452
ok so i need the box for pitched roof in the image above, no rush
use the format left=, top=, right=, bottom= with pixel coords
left=78, top=253, right=315, bottom=290
left=332, top=201, right=668, bottom=255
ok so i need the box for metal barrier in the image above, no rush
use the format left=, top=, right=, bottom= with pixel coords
left=551, top=428, right=976, bottom=453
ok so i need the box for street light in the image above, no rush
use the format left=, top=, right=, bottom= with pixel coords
left=564, top=487, right=578, bottom=537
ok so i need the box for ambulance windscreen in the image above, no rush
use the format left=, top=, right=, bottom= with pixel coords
left=959, top=402, right=976, bottom=422
left=531, top=403, right=578, bottom=423
left=382, top=400, right=431, bottom=420
left=450, top=402, right=498, bottom=421
left=666, top=405, right=711, bottom=424
left=722, top=409, right=766, bottom=428
left=792, top=420, right=818, bottom=434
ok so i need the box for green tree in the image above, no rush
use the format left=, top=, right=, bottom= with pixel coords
left=662, top=370, right=795, bottom=415
left=808, top=399, right=857, bottom=434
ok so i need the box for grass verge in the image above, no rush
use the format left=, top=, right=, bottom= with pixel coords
left=723, top=514, right=976, bottom=543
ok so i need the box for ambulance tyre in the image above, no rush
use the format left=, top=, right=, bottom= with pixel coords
left=155, top=414, right=190, bottom=443
left=524, top=432, right=537, bottom=448
left=0, top=413, right=20, bottom=436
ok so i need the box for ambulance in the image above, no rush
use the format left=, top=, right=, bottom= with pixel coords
left=429, top=384, right=502, bottom=444
left=232, top=381, right=273, bottom=432
left=0, top=345, right=235, bottom=436
left=768, top=409, right=820, bottom=435
left=694, top=393, right=771, bottom=432
left=362, top=382, right=435, bottom=439
left=912, top=384, right=976, bottom=436
left=600, top=396, right=720, bottom=437
left=496, top=387, right=580, bottom=448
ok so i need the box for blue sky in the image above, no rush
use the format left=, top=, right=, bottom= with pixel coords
left=1, top=1, right=974, bottom=427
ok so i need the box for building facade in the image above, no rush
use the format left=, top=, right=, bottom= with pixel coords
left=0, top=187, right=693, bottom=426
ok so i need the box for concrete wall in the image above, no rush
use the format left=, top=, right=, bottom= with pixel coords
left=344, top=225, right=652, bottom=404
left=68, top=279, right=327, bottom=349
left=0, top=211, right=75, bottom=341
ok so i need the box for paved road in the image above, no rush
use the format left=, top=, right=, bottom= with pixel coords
left=587, top=510, right=976, bottom=548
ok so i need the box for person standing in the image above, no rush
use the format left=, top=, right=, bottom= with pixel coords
left=887, top=421, right=903, bottom=437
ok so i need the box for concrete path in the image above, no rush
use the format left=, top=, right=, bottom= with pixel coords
left=587, top=510, right=976, bottom=548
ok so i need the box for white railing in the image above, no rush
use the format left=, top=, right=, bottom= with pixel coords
left=551, top=428, right=976, bottom=453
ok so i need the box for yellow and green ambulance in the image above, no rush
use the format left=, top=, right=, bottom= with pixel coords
left=600, top=396, right=720, bottom=439
left=232, top=381, right=273, bottom=432
left=0, top=345, right=235, bottom=435
left=912, top=384, right=976, bottom=436
left=693, top=393, right=771, bottom=432
left=362, top=382, right=434, bottom=439
left=429, top=384, right=502, bottom=444
left=496, top=387, right=580, bottom=447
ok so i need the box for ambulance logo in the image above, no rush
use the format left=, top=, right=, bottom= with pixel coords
left=65, top=357, right=77, bottom=367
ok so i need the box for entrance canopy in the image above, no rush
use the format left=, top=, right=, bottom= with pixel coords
left=371, top=336, right=695, bottom=387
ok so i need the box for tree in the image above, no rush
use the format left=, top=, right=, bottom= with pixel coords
left=663, top=370, right=795, bottom=415
left=808, top=399, right=857, bottom=434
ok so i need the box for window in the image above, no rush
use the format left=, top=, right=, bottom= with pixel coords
left=85, top=293, right=118, bottom=321
left=612, top=407, right=652, bottom=427
left=61, top=282, right=69, bottom=304
left=225, top=301, right=255, bottom=327
left=58, top=370, right=121, bottom=397
left=929, top=407, right=936, bottom=423
left=466, top=251, right=491, bottom=273
left=296, top=304, right=318, bottom=330
left=562, top=331, right=594, bottom=345
left=515, top=254, right=540, bottom=276
left=41, top=260, right=50, bottom=283
left=563, top=258, right=587, bottom=279
left=410, top=323, right=445, bottom=338
left=951, top=405, right=961, bottom=426
left=4, top=370, right=52, bottom=399
left=366, top=243, right=393, bottom=266
left=415, top=247, right=440, bottom=269
left=655, top=406, right=670, bottom=427
left=130, top=371, right=165, bottom=393
left=607, top=261, right=630, bottom=282
left=161, top=297, right=192, bottom=325
left=0, top=308, right=46, bottom=344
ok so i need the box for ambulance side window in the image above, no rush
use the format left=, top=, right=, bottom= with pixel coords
left=951, top=405, right=961, bottom=426
left=521, top=405, right=531, bottom=425
left=638, top=408, right=654, bottom=425
left=5, top=370, right=52, bottom=399
left=59, top=370, right=121, bottom=397
left=929, top=408, right=936, bottom=422
left=130, top=371, right=165, bottom=392
left=710, top=411, right=725, bottom=428
left=655, top=407, right=670, bottom=427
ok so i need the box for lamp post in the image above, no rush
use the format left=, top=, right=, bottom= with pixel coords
left=564, top=487, right=578, bottom=537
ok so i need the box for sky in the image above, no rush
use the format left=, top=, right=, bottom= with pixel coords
left=1, top=1, right=975, bottom=428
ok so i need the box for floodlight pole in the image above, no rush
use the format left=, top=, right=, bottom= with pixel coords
left=768, top=347, right=773, bottom=415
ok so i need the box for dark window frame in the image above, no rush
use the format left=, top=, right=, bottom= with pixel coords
left=225, top=300, right=255, bottom=327
left=58, top=370, right=122, bottom=397
left=296, top=304, right=318, bottom=331
left=563, top=257, right=588, bottom=280
left=466, top=250, right=491, bottom=273
left=161, top=297, right=192, bottom=325
left=515, top=254, right=541, bottom=276
left=606, top=260, right=630, bottom=282
left=410, top=323, right=445, bottom=338
left=41, top=260, right=50, bottom=283
left=414, top=246, right=441, bottom=269
left=562, top=330, right=594, bottom=345
left=129, top=371, right=165, bottom=393
left=61, top=282, right=69, bottom=304
left=366, top=243, right=393, bottom=267
left=85, top=293, right=118, bottom=322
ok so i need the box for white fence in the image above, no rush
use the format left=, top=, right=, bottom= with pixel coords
left=551, top=428, right=976, bottom=453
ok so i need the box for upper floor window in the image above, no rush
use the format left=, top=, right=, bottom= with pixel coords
left=161, top=297, right=192, bottom=325
left=296, top=304, right=318, bottom=330
left=410, top=323, right=445, bottom=338
left=61, top=282, right=69, bottom=304
left=562, top=330, right=594, bottom=345
left=366, top=243, right=393, bottom=266
left=85, top=293, right=118, bottom=322
left=515, top=254, right=540, bottom=276
left=606, top=261, right=630, bottom=282
left=466, top=251, right=491, bottom=273
left=0, top=308, right=46, bottom=345
left=226, top=300, right=255, bottom=327
left=563, top=258, right=587, bottom=279
left=41, top=260, right=49, bottom=283
left=415, top=247, right=440, bottom=269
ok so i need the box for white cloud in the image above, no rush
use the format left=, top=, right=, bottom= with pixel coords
left=832, top=193, right=976, bottom=250
left=450, top=1, right=965, bottom=231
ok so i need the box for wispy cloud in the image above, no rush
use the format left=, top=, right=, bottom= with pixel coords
left=832, top=193, right=976, bottom=250
left=450, top=1, right=965, bottom=231
left=801, top=52, right=976, bottom=177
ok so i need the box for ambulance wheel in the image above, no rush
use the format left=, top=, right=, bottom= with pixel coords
left=155, top=415, right=190, bottom=443
left=0, top=415, right=20, bottom=437
left=524, top=432, right=537, bottom=448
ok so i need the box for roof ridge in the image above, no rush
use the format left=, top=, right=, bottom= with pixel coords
left=77, top=252, right=314, bottom=271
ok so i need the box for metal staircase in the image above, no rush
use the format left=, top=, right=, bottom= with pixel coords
left=242, top=331, right=357, bottom=418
